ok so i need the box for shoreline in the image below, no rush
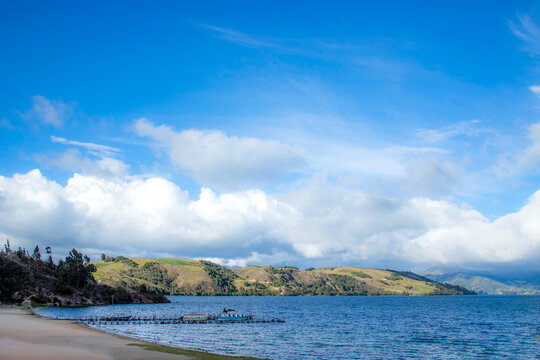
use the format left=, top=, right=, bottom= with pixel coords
left=0, top=306, right=265, bottom=360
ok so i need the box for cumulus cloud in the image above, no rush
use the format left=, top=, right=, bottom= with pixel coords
left=134, top=118, right=305, bottom=190
left=0, top=169, right=295, bottom=261
left=405, top=192, right=540, bottom=265
left=403, top=157, right=461, bottom=195
left=21, top=96, right=73, bottom=127
left=1, top=169, right=540, bottom=268
left=281, top=179, right=540, bottom=267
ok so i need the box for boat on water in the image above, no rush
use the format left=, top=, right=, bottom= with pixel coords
left=182, top=313, right=208, bottom=321
left=217, top=308, right=253, bottom=321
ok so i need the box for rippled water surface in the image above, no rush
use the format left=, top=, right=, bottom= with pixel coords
left=37, top=296, right=540, bottom=359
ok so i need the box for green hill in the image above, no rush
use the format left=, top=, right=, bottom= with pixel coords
left=93, top=257, right=474, bottom=296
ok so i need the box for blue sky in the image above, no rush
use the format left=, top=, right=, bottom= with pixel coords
left=2, top=1, right=540, bottom=271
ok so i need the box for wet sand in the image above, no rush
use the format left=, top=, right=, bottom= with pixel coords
left=0, top=307, right=191, bottom=360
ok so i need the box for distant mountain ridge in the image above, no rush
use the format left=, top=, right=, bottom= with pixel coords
left=93, top=256, right=474, bottom=296
left=422, top=266, right=540, bottom=295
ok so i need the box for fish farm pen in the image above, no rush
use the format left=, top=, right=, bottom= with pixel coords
left=73, top=313, right=285, bottom=325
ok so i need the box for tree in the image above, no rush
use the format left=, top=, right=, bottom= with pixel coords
left=32, top=245, right=41, bottom=260
left=45, top=246, right=53, bottom=267
left=15, top=247, right=27, bottom=259
left=56, top=249, right=96, bottom=291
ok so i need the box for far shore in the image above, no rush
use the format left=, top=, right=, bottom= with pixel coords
left=0, top=306, right=265, bottom=360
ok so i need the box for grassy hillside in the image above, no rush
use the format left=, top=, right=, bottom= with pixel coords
left=93, top=257, right=474, bottom=296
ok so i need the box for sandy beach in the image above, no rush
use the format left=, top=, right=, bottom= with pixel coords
left=0, top=306, right=192, bottom=360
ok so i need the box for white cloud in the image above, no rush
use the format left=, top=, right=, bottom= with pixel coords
left=21, top=96, right=73, bottom=127
left=386, top=146, right=449, bottom=155
left=417, top=120, right=483, bottom=143
left=134, top=118, right=305, bottom=190
left=529, top=85, right=540, bottom=98
left=403, top=157, right=461, bottom=195
left=0, top=169, right=295, bottom=261
left=523, top=122, right=540, bottom=165
left=1, top=169, right=540, bottom=268
left=509, top=14, right=540, bottom=55
left=198, top=24, right=278, bottom=49
left=280, top=178, right=540, bottom=266
left=254, top=112, right=449, bottom=181
left=493, top=122, right=540, bottom=177
left=37, top=149, right=129, bottom=180
left=405, top=192, right=540, bottom=264
left=306, top=142, right=407, bottom=178
left=37, top=136, right=127, bottom=180
left=201, top=251, right=295, bottom=268
left=50, top=136, right=121, bottom=157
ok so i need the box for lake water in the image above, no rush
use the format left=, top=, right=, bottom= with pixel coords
left=37, top=295, right=540, bottom=359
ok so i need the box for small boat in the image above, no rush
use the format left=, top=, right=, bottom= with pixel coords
left=217, top=308, right=253, bottom=321
left=182, top=313, right=208, bottom=321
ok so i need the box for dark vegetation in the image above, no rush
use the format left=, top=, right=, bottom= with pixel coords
left=104, top=255, right=139, bottom=267
left=238, top=280, right=275, bottom=296
left=429, top=282, right=476, bottom=295
left=351, top=271, right=372, bottom=279
left=0, top=240, right=169, bottom=306
left=386, top=273, right=403, bottom=281
left=127, top=261, right=176, bottom=294
left=387, top=270, right=433, bottom=282
left=201, top=260, right=239, bottom=295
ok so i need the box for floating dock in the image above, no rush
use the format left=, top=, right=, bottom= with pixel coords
left=74, top=314, right=285, bottom=325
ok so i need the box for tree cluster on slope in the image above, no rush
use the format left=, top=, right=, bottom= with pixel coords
left=127, top=261, right=177, bottom=294
left=0, top=240, right=169, bottom=305
left=104, top=255, right=139, bottom=267
left=201, top=260, right=239, bottom=295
